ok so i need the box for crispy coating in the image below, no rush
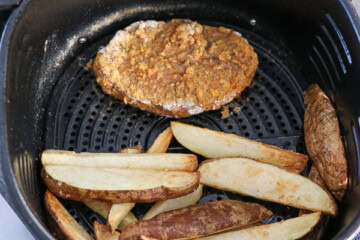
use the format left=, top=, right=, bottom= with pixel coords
left=94, top=19, right=258, bottom=118
left=304, top=84, right=348, bottom=192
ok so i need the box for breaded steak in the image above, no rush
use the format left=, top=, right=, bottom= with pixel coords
left=94, top=19, right=258, bottom=118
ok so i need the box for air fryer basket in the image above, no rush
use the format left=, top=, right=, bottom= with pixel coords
left=1, top=0, right=360, bottom=239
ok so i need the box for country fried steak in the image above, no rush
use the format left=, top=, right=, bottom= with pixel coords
left=94, top=19, right=258, bottom=118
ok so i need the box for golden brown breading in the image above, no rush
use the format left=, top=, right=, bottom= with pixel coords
left=94, top=19, right=258, bottom=118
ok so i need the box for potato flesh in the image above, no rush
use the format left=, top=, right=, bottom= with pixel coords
left=94, top=221, right=120, bottom=240
left=108, top=203, right=135, bottom=232
left=45, top=191, right=93, bottom=240
left=42, top=150, right=196, bottom=171
left=143, top=184, right=203, bottom=220
left=84, top=201, right=112, bottom=219
left=146, top=127, right=173, bottom=154
left=118, top=212, right=137, bottom=231
left=85, top=201, right=137, bottom=231
left=200, top=212, right=321, bottom=240
left=46, top=166, right=198, bottom=191
left=171, top=122, right=308, bottom=173
left=199, top=158, right=336, bottom=215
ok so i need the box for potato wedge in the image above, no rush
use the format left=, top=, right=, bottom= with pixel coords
left=45, top=191, right=93, bottom=240
left=94, top=221, right=120, bottom=240
left=146, top=127, right=173, bottom=153
left=200, top=212, right=321, bottom=240
left=119, top=146, right=142, bottom=154
left=42, top=167, right=200, bottom=203
left=84, top=201, right=112, bottom=219
left=171, top=122, right=308, bottom=173
left=143, top=184, right=203, bottom=220
left=84, top=201, right=137, bottom=231
left=304, top=84, right=347, bottom=192
left=108, top=203, right=135, bottom=233
left=120, top=200, right=272, bottom=240
left=42, top=150, right=197, bottom=172
left=118, top=212, right=138, bottom=231
left=199, top=158, right=337, bottom=215
left=299, top=165, right=327, bottom=240
left=140, top=236, right=158, bottom=240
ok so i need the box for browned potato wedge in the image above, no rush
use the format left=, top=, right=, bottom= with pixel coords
left=120, top=200, right=272, bottom=240
left=200, top=212, right=321, bottom=240
left=42, top=150, right=197, bottom=172
left=299, top=166, right=327, bottom=240
left=143, top=184, right=203, bottom=220
left=84, top=201, right=137, bottom=231
left=84, top=201, right=112, bottom=219
left=146, top=127, right=173, bottom=153
left=304, top=84, right=347, bottom=192
left=199, top=158, right=337, bottom=215
left=171, top=122, right=308, bottom=173
left=118, top=212, right=138, bottom=231
left=94, top=221, right=120, bottom=240
left=45, top=191, right=93, bottom=240
left=42, top=167, right=200, bottom=203
left=119, top=146, right=142, bottom=154
left=108, top=203, right=135, bottom=233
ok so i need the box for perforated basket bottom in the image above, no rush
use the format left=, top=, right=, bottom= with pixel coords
left=45, top=25, right=309, bottom=237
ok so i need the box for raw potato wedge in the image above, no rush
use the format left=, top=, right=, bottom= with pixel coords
left=199, top=158, right=337, bottom=215
left=42, top=167, right=200, bottom=203
left=45, top=191, right=93, bottom=240
left=143, top=184, right=203, bottom=220
left=94, top=221, right=120, bottom=240
left=146, top=127, right=173, bottom=153
left=304, top=84, right=347, bottom=192
left=120, top=200, right=272, bottom=240
left=118, top=212, right=138, bottom=231
left=84, top=201, right=112, bottom=219
left=108, top=203, right=135, bottom=233
left=200, top=212, right=321, bottom=240
left=171, top=122, right=308, bottom=173
left=42, top=150, right=197, bottom=172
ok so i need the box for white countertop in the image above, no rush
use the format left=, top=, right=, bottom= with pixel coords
left=0, top=195, right=34, bottom=239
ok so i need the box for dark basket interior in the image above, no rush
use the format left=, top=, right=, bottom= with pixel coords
left=2, top=0, right=360, bottom=239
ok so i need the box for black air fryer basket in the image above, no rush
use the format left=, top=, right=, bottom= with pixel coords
left=1, top=0, right=360, bottom=239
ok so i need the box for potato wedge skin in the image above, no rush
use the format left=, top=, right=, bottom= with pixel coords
left=42, top=168, right=200, bottom=203
left=171, top=122, right=308, bottom=173
left=200, top=212, right=321, bottom=240
left=120, top=200, right=272, bottom=240
left=199, top=158, right=337, bottom=215
left=45, top=191, right=93, bottom=240
left=304, top=84, right=347, bottom=192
